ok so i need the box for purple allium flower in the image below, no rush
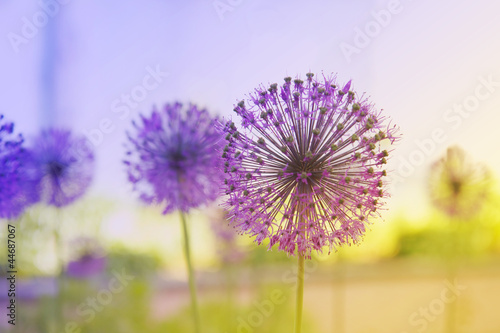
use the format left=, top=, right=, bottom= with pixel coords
left=125, top=102, right=223, bottom=214
left=220, top=73, right=400, bottom=258
left=66, top=237, right=106, bottom=278
left=429, top=146, right=490, bottom=218
left=67, top=256, right=107, bottom=279
left=0, top=115, right=39, bottom=219
left=30, top=128, right=94, bottom=207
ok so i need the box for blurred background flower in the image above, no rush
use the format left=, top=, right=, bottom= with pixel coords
left=429, top=145, right=491, bottom=218
left=427, top=145, right=491, bottom=333
left=30, top=128, right=94, bottom=208
left=125, top=102, right=223, bottom=333
left=66, top=237, right=106, bottom=279
left=125, top=102, right=223, bottom=214
left=0, top=115, right=39, bottom=219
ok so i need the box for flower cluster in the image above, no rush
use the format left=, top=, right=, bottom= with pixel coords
left=429, top=146, right=490, bottom=218
left=125, top=103, right=223, bottom=214
left=0, top=115, right=39, bottom=219
left=31, top=128, right=95, bottom=207
left=220, top=73, right=399, bottom=257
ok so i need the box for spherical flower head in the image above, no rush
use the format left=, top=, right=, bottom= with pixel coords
left=428, top=146, right=490, bottom=218
left=125, top=102, right=223, bottom=214
left=0, top=115, right=39, bottom=219
left=219, top=73, right=400, bottom=258
left=30, top=128, right=95, bottom=207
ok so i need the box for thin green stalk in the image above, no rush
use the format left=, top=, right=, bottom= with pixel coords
left=294, top=254, right=305, bottom=333
left=54, top=210, right=65, bottom=331
left=445, top=219, right=461, bottom=333
left=180, top=211, right=201, bottom=333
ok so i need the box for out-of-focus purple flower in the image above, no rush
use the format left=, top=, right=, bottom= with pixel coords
left=125, top=102, right=223, bottom=214
left=220, top=73, right=400, bottom=258
left=429, top=146, right=490, bottom=218
left=209, top=208, right=246, bottom=264
left=0, top=115, right=39, bottom=219
left=30, top=128, right=94, bottom=207
left=0, top=275, right=58, bottom=301
left=67, top=256, right=107, bottom=278
left=66, top=237, right=107, bottom=278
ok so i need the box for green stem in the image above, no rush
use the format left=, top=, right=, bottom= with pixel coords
left=445, top=219, right=460, bottom=333
left=54, top=211, right=65, bottom=331
left=180, top=211, right=201, bottom=333
left=294, top=254, right=305, bottom=333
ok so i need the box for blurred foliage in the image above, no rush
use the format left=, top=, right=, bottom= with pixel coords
left=163, top=287, right=317, bottom=333
left=397, top=223, right=497, bottom=258
left=70, top=280, right=151, bottom=333
left=105, top=245, right=162, bottom=278
left=396, top=194, right=500, bottom=259
left=0, top=205, right=56, bottom=276
left=20, top=277, right=317, bottom=333
left=31, top=278, right=153, bottom=333
left=0, top=197, right=114, bottom=277
left=244, top=241, right=293, bottom=266
left=2, top=191, right=499, bottom=279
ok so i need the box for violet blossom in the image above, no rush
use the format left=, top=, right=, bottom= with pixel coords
left=0, top=115, right=39, bottom=219
left=125, top=102, right=223, bottom=214
left=30, top=128, right=94, bottom=207
left=220, top=73, right=399, bottom=258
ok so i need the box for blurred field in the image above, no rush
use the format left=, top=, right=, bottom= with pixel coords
left=2, top=192, right=500, bottom=332
left=149, top=258, right=500, bottom=333
left=1, top=155, right=500, bottom=332
left=3, top=256, right=500, bottom=333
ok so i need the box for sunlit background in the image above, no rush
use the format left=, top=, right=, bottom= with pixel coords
left=1, top=0, right=500, bottom=332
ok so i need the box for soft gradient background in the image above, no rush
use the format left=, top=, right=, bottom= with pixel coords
left=1, top=1, right=500, bottom=332
left=2, top=0, right=500, bottom=216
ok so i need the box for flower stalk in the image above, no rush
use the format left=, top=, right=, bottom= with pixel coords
left=294, top=254, right=305, bottom=333
left=125, top=103, right=223, bottom=333
left=180, top=211, right=201, bottom=333
left=53, top=209, right=66, bottom=331
left=220, top=72, right=399, bottom=331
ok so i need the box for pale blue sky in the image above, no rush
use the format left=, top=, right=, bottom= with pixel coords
left=1, top=0, right=499, bottom=219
